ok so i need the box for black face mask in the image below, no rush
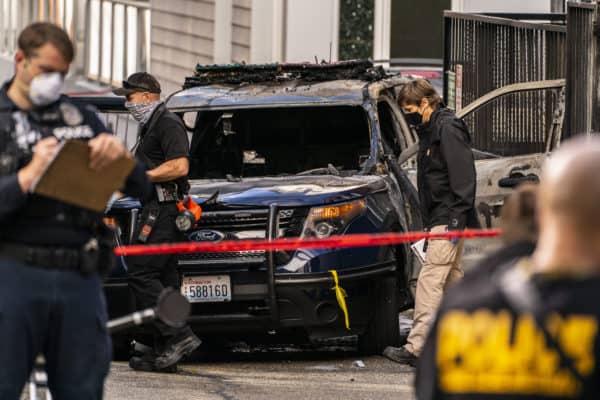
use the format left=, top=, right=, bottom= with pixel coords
left=404, top=112, right=423, bottom=127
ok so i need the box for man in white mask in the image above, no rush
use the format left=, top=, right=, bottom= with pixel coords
left=113, top=73, right=201, bottom=372
left=0, top=23, right=151, bottom=399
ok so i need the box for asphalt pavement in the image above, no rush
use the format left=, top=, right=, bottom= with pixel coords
left=102, top=313, right=417, bottom=399
left=104, top=352, right=415, bottom=400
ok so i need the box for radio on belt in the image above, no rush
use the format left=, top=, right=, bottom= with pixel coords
left=138, top=207, right=159, bottom=243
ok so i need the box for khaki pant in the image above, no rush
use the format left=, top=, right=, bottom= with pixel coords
left=405, top=225, right=463, bottom=356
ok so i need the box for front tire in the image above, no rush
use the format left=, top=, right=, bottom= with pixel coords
left=358, top=276, right=400, bottom=355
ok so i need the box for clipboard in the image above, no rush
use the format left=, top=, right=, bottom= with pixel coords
left=31, top=140, right=136, bottom=212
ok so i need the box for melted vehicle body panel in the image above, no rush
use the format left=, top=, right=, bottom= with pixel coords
left=76, top=62, right=558, bottom=352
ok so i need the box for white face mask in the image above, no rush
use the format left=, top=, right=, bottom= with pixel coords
left=29, top=72, right=64, bottom=106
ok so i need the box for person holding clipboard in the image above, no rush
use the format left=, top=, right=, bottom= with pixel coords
left=0, top=22, right=150, bottom=399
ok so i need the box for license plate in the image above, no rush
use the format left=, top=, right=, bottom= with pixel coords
left=181, top=275, right=231, bottom=303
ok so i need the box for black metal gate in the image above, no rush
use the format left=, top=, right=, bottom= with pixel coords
left=565, top=1, right=600, bottom=137
left=443, top=12, right=567, bottom=156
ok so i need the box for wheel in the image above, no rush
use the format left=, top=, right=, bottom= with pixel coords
left=358, top=276, right=400, bottom=355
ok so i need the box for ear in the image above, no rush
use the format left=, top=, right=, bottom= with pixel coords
left=14, top=50, right=25, bottom=65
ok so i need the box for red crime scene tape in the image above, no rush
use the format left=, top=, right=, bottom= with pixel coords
left=114, top=229, right=502, bottom=257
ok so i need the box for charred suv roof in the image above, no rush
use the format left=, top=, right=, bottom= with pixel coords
left=166, top=60, right=407, bottom=111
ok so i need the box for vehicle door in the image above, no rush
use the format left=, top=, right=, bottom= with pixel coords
left=376, top=95, right=421, bottom=230
left=375, top=95, right=422, bottom=299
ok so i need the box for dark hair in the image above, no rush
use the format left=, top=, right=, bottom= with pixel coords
left=397, top=78, right=441, bottom=108
left=18, top=22, right=74, bottom=63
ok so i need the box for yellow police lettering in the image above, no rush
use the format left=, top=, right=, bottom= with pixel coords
left=436, top=309, right=598, bottom=397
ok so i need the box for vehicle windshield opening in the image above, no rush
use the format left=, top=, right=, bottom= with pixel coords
left=187, top=106, right=371, bottom=179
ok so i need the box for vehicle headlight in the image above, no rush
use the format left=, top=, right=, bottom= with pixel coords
left=301, top=199, right=366, bottom=238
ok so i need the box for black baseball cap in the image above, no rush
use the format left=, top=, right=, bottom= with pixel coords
left=113, top=72, right=161, bottom=96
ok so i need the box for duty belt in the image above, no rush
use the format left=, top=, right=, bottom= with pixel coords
left=0, top=242, right=82, bottom=271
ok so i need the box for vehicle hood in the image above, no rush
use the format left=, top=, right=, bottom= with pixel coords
left=188, top=175, right=386, bottom=207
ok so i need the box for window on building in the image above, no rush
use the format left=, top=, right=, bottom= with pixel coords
left=390, top=0, right=451, bottom=64
left=339, top=0, right=374, bottom=60
left=87, top=0, right=150, bottom=85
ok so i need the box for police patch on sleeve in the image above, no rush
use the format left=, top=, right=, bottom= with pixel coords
left=60, top=102, right=84, bottom=126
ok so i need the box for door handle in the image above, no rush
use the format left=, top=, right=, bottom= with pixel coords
left=498, top=172, right=539, bottom=188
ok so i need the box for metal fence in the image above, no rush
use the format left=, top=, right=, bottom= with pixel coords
left=83, top=0, right=150, bottom=85
left=565, top=1, right=600, bottom=137
left=0, top=0, right=150, bottom=86
left=99, top=111, right=139, bottom=150
left=443, top=12, right=567, bottom=156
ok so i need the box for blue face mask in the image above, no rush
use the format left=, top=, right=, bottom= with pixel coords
left=124, top=100, right=162, bottom=125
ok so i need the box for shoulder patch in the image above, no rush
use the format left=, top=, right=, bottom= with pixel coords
left=60, top=102, right=84, bottom=126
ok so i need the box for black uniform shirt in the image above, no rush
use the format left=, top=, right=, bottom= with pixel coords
left=416, top=258, right=600, bottom=400
left=0, top=80, right=151, bottom=246
left=135, top=103, right=189, bottom=200
left=416, top=107, right=479, bottom=230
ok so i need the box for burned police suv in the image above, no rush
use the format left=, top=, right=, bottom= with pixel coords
left=89, top=61, right=529, bottom=354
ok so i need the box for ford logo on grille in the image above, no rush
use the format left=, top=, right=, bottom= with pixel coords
left=188, top=229, right=226, bottom=242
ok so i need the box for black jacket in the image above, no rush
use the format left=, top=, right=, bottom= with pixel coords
left=416, top=107, right=479, bottom=230
left=416, top=258, right=600, bottom=399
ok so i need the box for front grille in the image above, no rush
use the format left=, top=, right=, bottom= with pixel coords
left=179, top=251, right=266, bottom=265
left=197, top=209, right=296, bottom=231
left=178, top=208, right=306, bottom=266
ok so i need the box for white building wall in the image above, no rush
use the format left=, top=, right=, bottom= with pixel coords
left=250, top=0, right=284, bottom=63
left=150, top=0, right=215, bottom=95
left=232, top=0, right=252, bottom=62
left=284, top=0, right=339, bottom=63
left=373, top=0, right=391, bottom=63
left=250, top=0, right=339, bottom=63
left=213, top=0, right=233, bottom=64
left=213, top=0, right=252, bottom=64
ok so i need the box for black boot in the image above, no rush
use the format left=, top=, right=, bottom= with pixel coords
left=383, top=346, right=418, bottom=366
left=129, top=351, right=178, bottom=373
left=154, top=330, right=201, bottom=370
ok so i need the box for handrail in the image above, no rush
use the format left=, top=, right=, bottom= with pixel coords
left=443, top=11, right=567, bottom=32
